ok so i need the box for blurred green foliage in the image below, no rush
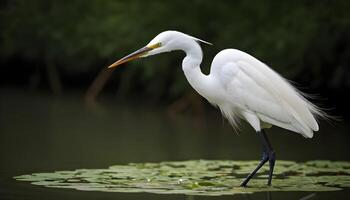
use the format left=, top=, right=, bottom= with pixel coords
left=1, top=0, right=350, bottom=99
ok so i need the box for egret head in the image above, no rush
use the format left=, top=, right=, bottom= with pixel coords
left=108, top=31, right=211, bottom=68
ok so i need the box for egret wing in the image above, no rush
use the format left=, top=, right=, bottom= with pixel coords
left=216, top=50, right=319, bottom=137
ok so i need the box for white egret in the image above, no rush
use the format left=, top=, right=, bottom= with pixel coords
left=108, top=30, right=325, bottom=186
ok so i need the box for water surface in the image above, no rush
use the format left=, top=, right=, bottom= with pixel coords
left=1, top=88, right=349, bottom=199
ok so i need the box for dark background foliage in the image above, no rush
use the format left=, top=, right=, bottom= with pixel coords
left=1, top=0, right=350, bottom=116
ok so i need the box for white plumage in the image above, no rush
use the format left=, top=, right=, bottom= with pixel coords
left=209, top=49, right=321, bottom=138
left=110, top=30, right=324, bottom=138
left=108, top=30, right=326, bottom=186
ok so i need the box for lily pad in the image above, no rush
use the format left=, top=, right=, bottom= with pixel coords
left=14, top=160, right=350, bottom=196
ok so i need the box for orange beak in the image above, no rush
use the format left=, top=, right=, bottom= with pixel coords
left=108, top=46, right=152, bottom=69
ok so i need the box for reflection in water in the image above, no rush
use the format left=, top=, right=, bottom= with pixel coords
left=299, top=193, right=316, bottom=200
left=243, top=192, right=316, bottom=200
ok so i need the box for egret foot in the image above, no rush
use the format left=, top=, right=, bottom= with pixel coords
left=240, top=130, right=276, bottom=187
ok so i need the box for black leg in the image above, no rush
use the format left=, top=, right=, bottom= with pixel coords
left=240, top=129, right=276, bottom=187
left=240, top=152, right=268, bottom=187
left=261, top=130, right=276, bottom=186
left=267, top=151, right=276, bottom=185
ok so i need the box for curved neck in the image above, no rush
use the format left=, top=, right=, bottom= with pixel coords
left=180, top=39, right=212, bottom=99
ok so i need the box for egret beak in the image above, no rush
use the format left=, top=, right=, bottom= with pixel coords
left=108, top=46, right=152, bottom=69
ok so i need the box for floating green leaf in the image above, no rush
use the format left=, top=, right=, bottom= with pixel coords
left=14, top=160, right=350, bottom=196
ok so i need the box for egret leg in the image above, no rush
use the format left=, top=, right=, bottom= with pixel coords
left=240, top=152, right=268, bottom=187
left=261, top=130, right=275, bottom=186
left=240, top=130, right=276, bottom=187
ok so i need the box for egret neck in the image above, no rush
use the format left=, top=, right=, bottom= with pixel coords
left=180, top=39, right=214, bottom=101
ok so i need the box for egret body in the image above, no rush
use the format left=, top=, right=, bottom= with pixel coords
left=108, top=31, right=324, bottom=186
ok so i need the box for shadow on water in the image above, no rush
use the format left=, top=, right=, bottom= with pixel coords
left=1, top=88, right=350, bottom=199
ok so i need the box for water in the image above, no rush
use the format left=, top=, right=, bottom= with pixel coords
left=1, top=88, right=349, bottom=199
